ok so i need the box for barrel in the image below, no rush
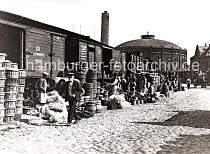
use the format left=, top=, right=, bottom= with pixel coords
left=85, top=101, right=96, bottom=113
left=95, top=100, right=102, bottom=113
left=86, top=69, right=97, bottom=83
left=0, top=53, right=7, bottom=62
left=75, top=71, right=86, bottom=84
left=83, top=83, right=94, bottom=94
left=83, top=96, right=91, bottom=103
left=6, top=69, right=19, bottom=79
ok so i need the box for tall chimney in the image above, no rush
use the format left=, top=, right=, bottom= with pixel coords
left=101, top=11, right=109, bottom=45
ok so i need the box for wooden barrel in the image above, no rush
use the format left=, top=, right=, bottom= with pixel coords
left=85, top=101, right=96, bottom=113
left=5, top=92, right=17, bottom=100
left=5, top=78, right=18, bottom=85
left=0, top=53, right=7, bottom=62
left=4, top=100, right=16, bottom=108
left=95, top=100, right=102, bottom=113
left=75, top=71, right=86, bottom=83
left=86, top=70, right=97, bottom=83
left=6, top=68, right=19, bottom=79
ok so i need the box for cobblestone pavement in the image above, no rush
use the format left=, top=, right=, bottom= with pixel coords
left=1, top=88, right=210, bottom=154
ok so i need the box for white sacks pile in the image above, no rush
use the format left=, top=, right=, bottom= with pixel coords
left=38, top=91, right=68, bottom=123
left=0, top=53, right=26, bottom=124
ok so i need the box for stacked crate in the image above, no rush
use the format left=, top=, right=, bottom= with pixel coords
left=0, top=53, right=26, bottom=123
left=4, top=63, right=19, bottom=123
left=0, top=53, right=6, bottom=124
left=16, top=69, right=26, bottom=119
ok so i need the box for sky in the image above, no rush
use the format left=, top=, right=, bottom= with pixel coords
left=1, top=0, right=210, bottom=63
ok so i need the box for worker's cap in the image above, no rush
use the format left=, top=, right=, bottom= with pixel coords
left=43, top=72, right=49, bottom=76
left=67, top=71, right=75, bottom=76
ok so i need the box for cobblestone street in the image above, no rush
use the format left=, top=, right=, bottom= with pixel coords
left=1, top=88, right=210, bottom=154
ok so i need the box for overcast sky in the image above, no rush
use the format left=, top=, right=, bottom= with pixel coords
left=1, top=0, right=210, bottom=62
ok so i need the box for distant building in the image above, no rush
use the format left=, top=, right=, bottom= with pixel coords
left=116, top=34, right=187, bottom=73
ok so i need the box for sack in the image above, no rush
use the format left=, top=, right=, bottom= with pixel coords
left=40, top=92, right=47, bottom=104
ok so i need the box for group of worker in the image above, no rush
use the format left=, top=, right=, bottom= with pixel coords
left=37, top=71, right=83, bottom=124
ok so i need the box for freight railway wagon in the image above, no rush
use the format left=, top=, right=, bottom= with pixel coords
left=0, top=10, right=124, bottom=89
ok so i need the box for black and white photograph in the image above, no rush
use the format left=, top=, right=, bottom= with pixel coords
left=0, top=0, right=210, bottom=153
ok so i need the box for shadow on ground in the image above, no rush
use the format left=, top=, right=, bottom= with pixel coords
left=133, top=110, right=210, bottom=129
left=157, top=134, right=210, bottom=154
left=133, top=110, right=210, bottom=154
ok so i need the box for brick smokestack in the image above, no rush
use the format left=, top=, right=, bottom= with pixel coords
left=101, top=11, right=109, bottom=45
